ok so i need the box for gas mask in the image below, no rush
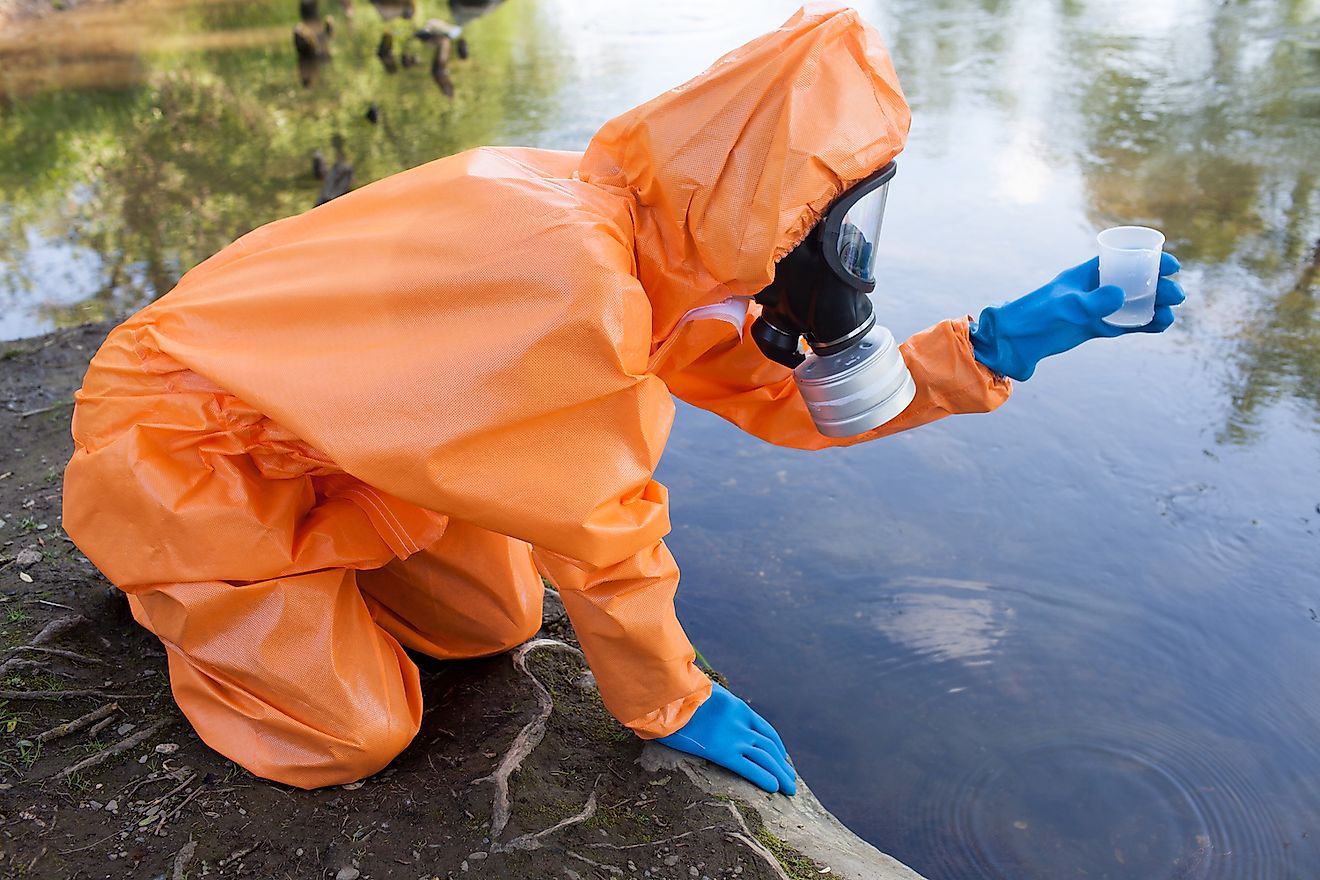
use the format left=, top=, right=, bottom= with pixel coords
left=751, top=161, right=916, bottom=438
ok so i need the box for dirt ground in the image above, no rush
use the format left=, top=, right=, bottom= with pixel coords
left=0, top=322, right=817, bottom=879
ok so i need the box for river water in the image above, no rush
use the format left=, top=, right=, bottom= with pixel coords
left=3, top=1, right=1319, bottom=877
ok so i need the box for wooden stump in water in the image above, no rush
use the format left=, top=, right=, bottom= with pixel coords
left=315, top=135, right=353, bottom=206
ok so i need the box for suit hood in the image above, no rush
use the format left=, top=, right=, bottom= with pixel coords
left=579, top=4, right=911, bottom=344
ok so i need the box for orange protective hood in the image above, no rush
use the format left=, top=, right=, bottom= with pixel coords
left=579, top=3, right=912, bottom=343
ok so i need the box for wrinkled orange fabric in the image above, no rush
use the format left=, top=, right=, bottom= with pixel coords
left=63, top=4, right=1011, bottom=788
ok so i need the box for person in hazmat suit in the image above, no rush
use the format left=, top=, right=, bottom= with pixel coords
left=63, top=5, right=1184, bottom=794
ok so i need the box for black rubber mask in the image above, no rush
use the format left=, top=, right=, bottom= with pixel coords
left=751, top=161, right=896, bottom=367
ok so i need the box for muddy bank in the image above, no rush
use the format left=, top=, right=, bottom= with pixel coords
left=0, top=321, right=924, bottom=880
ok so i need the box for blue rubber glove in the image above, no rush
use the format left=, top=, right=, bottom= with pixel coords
left=656, top=681, right=797, bottom=795
left=969, top=252, right=1185, bottom=381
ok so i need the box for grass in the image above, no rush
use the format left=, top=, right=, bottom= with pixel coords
left=16, top=737, right=42, bottom=769
left=17, top=516, right=37, bottom=532
left=64, top=768, right=91, bottom=794
left=0, top=700, right=21, bottom=735
left=754, top=826, right=819, bottom=880
left=2, top=670, right=66, bottom=692
left=583, top=800, right=652, bottom=836
left=532, top=798, right=583, bottom=823
left=583, top=691, right=630, bottom=745
left=6, top=606, right=28, bottom=625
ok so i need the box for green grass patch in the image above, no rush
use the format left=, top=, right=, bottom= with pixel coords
left=0, top=700, right=21, bottom=735
left=2, top=670, right=66, bottom=692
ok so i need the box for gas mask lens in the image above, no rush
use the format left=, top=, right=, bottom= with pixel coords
left=835, top=181, right=888, bottom=284
left=820, top=161, right=896, bottom=292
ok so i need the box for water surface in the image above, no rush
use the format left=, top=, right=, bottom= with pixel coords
left=3, top=1, right=1319, bottom=878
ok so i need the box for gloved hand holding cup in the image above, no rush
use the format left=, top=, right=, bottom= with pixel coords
left=1098, top=225, right=1166, bottom=327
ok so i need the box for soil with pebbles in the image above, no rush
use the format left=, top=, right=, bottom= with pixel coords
left=0, top=321, right=822, bottom=880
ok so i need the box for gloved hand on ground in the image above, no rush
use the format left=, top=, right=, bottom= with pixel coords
left=656, top=681, right=797, bottom=795
left=969, top=252, right=1185, bottom=381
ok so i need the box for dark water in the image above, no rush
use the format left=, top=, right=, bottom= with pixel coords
left=3, top=1, right=1319, bottom=878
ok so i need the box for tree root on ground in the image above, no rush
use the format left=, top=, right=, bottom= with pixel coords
left=473, top=637, right=594, bottom=848
left=711, top=800, right=794, bottom=880
left=0, top=614, right=87, bottom=676
left=8, top=644, right=102, bottom=665
left=0, top=688, right=147, bottom=700
left=495, top=785, right=598, bottom=853
left=566, top=849, right=624, bottom=875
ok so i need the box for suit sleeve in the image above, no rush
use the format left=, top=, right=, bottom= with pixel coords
left=655, top=306, right=1012, bottom=450
left=533, top=528, right=712, bottom=740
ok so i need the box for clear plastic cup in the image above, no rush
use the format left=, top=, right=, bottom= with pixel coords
left=1098, top=226, right=1165, bottom=327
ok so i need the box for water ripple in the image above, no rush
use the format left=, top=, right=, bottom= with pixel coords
left=915, top=727, right=1293, bottom=880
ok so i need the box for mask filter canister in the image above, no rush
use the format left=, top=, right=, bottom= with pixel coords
left=794, top=323, right=915, bottom=438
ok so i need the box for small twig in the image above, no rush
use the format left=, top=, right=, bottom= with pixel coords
left=171, top=839, right=197, bottom=880
left=218, top=841, right=261, bottom=867
left=23, top=846, right=47, bottom=874
left=87, top=713, right=118, bottom=739
left=35, top=599, right=76, bottom=611
left=161, top=778, right=210, bottom=830
left=18, top=399, right=74, bottom=419
left=147, top=771, right=199, bottom=808
left=51, top=719, right=167, bottom=781
left=117, top=771, right=170, bottom=799
left=60, top=829, right=120, bottom=855
left=34, top=703, right=119, bottom=744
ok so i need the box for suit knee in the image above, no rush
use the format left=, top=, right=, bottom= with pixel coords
left=229, top=708, right=419, bottom=790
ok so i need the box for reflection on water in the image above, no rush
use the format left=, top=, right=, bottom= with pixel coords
left=0, top=0, right=549, bottom=338
left=3, top=1, right=1320, bottom=878
left=868, top=578, right=1013, bottom=664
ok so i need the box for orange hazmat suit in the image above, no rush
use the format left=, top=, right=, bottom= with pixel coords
left=63, top=4, right=1011, bottom=788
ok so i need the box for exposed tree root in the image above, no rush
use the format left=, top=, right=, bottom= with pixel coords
left=23, top=614, right=85, bottom=646
left=711, top=800, right=793, bottom=880
left=0, top=688, right=146, bottom=700
left=566, top=849, right=623, bottom=875
left=473, top=637, right=586, bottom=841
left=0, top=615, right=87, bottom=676
left=494, top=786, right=599, bottom=853
left=587, top=825, right=717, bottom=850
left=9, top=645, right=102, bottom=665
